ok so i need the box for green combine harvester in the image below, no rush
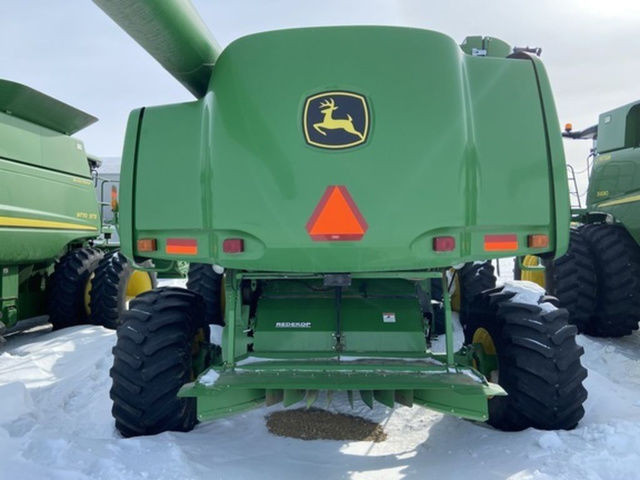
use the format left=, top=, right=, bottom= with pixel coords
left=0, top=79, right=154, bottom=337
left=519, top=102, right=640, bottom=337
left=94, top=0, right=587, bottom=437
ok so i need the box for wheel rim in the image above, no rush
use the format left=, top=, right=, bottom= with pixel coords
left=84, top=273, right=94, bottom=316
left=125, top=271, right=153, bottom=301
left=521, top=255, right=546, bottom=288
left=472, top=327, right=499, bottom=383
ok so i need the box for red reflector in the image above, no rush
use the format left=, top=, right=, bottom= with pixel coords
left=306, top=186, right=368, bottom=241
left=433, top=236, right=455, bottom=251
left=528, top=234, right=549, bottom=248
left=166, top=238, right=198, bottom=255
left=137, top=238, right=157, bottom=252
left=484, top=234, right=518, bottom=251
left=223, top=238, right=244, bottom=253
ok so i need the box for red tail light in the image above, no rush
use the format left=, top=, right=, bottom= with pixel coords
left=433, top=236, right=456, bottom=252
left=223, top=238, right=244, bottom=253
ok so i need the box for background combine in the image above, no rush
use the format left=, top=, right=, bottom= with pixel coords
left=94, top=0, right=587, bottom=437
left=518, top=101, right=640, bottom=337
left=0, top=79, right=154, bottom=338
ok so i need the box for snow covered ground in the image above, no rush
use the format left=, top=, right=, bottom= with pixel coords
left=2, top=308, right=640, bottom=480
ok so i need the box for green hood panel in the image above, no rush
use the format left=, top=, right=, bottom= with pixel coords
left=126, top=27, right=566, bottom=271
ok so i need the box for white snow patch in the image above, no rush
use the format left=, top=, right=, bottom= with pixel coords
left=209, top=325, right=223, bottom=346
left=1, top=314, right=640, bottom=479
left=198, top=370, right=220, bottom=386
left=537, top=431, right=565, bottom=450
left=0, top=382, right=34, bottom=424
left=502, top=280, right=556, bottom=313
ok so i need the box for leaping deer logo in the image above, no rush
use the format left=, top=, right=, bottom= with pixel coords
left=313, top=98, right=364, bottom=140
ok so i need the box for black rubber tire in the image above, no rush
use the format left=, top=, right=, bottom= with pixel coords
left=48, top=247, right=104, bottom=330
left=90, top=251, right=157, bottom=330
left=110, top=287, right=205, bottom=437
left=551, top=226, right=598, bottom=333
left=432, top=263, right=496, bottom=335
left=464, top=285, right=587, bottom=431
left=456, top=262, right=497, bottom=333
left=186, top=263, right=224, bottom=326
left=430, top=278, right=445, bottom=335
left=458, top=262, right=497, bottom=311
left=580, top=223, right=640, bottom=337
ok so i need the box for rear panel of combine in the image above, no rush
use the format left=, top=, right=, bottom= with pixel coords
left=121, top=27, right=569, bottom=271
left=119, top=27, right=568, bottom=417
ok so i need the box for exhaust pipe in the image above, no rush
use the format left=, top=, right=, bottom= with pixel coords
left=93, top=0, right=221, bottom=98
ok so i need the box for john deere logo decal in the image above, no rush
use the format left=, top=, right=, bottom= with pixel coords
left=303, top=91, right=369, bottom=149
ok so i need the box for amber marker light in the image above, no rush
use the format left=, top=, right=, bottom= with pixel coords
left=137, top=238, right=157, bottom=252
left=528, top=234, right=549, bottom=248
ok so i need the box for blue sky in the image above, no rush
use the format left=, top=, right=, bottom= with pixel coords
left=1, top=0, right=639, bottom=179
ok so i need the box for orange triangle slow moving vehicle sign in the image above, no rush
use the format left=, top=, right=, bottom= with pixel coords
left=306, top=186, right=368, bottom=241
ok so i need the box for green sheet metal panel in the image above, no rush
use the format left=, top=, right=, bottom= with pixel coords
left=125, top=26, right=566, bottom=270
left=0, top=79, right=97, bottom=135
left=596, top=101, right=640, bottom=153
left=0, top=112, right=93, bottom=178
left=0, top=108, right=100, bottom=264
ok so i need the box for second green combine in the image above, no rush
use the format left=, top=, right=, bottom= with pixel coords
left=518, top=102, right=640, bottom=337
left=0, top=79, right=155, bottom=337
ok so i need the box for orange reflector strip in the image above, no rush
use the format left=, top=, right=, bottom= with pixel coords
left=484, top=234, right=518, bottom=251
left=528, top=234, right=549, bottom=248
left=110, top=185, right=118, bottom=211
left=137, top=238, right=157, bottom=252
left=166, top=238, right=198, bottom=255
left=306, top=186, right=368, bottom=241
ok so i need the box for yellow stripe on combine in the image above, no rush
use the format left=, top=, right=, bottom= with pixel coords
left=0, top=216, right=98, bottom=231
left=597, top=194, right=640, bottom=208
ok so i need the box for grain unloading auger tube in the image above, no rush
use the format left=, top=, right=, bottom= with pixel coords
left=95, top=0, right=587, bottom=437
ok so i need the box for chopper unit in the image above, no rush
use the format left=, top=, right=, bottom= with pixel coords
left=0, top=79, right=154, bottom=338
left=518, top=101, right=640, bottom=337
left=94, top=0, right=587, bottom=437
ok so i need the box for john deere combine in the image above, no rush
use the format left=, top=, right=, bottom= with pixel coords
left=95, top=0, right=587, bottom=437
left=520, top=102, right=640, bottom=337
left=0, top=79, right=153, bottom=336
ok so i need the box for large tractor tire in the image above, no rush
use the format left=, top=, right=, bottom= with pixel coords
left=186, top=263, right=224, bottom=326
left=48, top=247, right=104, bottom=329
left=89, top=251, right=157, bottom=330
left=551, top=226, right=598, bottom=333
left=456, top=262, right=496, bottom=312
left=110, top=287, right=208, bottom=437
left=449, top=262, right=496, bottom=334
left=581, top=223, right=640, bottom=337
left=432, top=262, right=496, bottom=335
left=464, top=285, right=587, bottom=431
left=513, top=228, right=598, bottom=333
